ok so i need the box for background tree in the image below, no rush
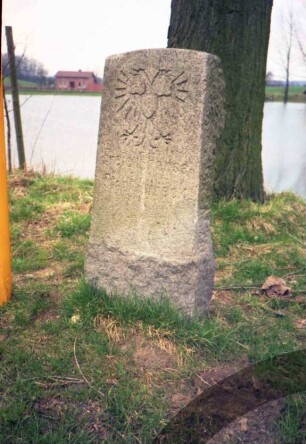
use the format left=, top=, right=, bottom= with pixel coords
left=295, top=2, right=306, bottom=70
left=168, top=0, right=273, bottom=202
left=279, top=8, right=294, bottom=104
left=266, top=71, right=274, bottom=85
left=297, top=39, right=306, bottom=66
left=2, top=53, right=48, bottom=85
left=272, top=3, right=306, bottom=103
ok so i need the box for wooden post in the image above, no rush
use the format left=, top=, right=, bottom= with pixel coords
left=0, top=76, right=12, bottom=304
left=5, top=26, right=26, bottom=170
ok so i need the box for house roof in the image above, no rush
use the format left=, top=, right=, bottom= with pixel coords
left=55, top=70, right=95, bottom=79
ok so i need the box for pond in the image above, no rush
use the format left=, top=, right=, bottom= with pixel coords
left=262, top=102, right=306, bottom=199
left=4, top=94, right=306, bottom=199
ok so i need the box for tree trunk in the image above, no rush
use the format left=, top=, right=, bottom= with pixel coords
left=283, top=34, right=291, bottom=105
left=168, top=0, right=273, bottom=201
left=283, top=70, right=289, bottom=104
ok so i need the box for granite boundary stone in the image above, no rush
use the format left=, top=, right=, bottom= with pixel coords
left=85, top=48, right=225, bottom=317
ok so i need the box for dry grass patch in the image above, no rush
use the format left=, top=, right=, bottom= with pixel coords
left=94, top=316, right=129, bottom=343
left=246, top=218, right=279, bottom=234
left=94, top=316, right=192, bottom=371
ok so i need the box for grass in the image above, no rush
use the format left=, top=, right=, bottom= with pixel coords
left=4, top=82, right=306, bottom=100
left=265, top=85, right=306, bottom=102
left=212, top=194, right=306, bottom=288
left=277, top=395, right=306, bottom=443
left=4, top=89, right=102, bottom=97
left=20, top=90, right=102, bottom=96
left=0, top=171, right=305, bottom=442
left=56, top=212, right=91, bottom=238
left=3, top=77, right=101, bottom=96
left=3, top=77, right=38, bottom=88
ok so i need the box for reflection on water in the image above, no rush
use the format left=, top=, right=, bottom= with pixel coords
left=5, top=95, right=306, bottom=199
left=262, top=102, right=306, bottom=198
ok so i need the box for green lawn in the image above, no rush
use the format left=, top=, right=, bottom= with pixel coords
left=17, top=90, right=101, bottom=97
left=4, top=87, right=101, bottom=97
left=0, top=172, right=305, bottom=442
left=266, top=85, right=306, bottom=101
left=266, top=86, right=305, bottom=95
left=3, top=77, right=38, bottom=88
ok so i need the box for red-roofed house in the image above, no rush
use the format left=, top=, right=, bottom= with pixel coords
left=55, top=70, right=102, bottom=92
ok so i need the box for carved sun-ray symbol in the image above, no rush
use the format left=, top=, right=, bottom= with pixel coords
left=171, top=71, right=189, bottom=102
left=115, top=67, right=189, bottom=146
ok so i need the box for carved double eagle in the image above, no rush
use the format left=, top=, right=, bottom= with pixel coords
left=115, top=67, right=189, bottom=148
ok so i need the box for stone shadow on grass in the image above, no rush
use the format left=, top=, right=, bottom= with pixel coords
left=154, top=349, right=306, bottom=443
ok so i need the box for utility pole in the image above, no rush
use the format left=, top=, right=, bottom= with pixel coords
left=5, top=26, right=26, bottom=170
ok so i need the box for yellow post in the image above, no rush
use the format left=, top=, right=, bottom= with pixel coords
left=0, top=77, right=12, bottom=304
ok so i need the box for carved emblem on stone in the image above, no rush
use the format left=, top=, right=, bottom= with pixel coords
left=115, top=67, right=189, bottom=147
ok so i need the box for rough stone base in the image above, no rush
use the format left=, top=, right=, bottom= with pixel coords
left=85, top=242, right=214, bottom=318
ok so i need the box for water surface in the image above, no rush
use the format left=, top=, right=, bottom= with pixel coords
left=262, top=102, right=306, bottom=198
left=7, top=94, right=101, bottom=178
left=5, top=95, right=306, bottom=198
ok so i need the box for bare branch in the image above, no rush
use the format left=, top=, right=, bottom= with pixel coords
left=296, top=32, right=306, bottom=65
left=2, top=88, right=12, bottom=173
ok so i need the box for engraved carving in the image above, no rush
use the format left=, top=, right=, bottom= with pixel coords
left=115, top=67, right=189, bottom=147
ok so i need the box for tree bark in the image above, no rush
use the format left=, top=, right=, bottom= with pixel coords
left=168, top=0, right=273, bottom=201
left=283, top=65, right=290, bottom=105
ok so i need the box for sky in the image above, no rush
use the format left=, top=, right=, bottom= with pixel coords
left=2, top=0, right=306, bottom=80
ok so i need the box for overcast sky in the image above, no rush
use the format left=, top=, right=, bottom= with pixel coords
left=2, top=0, right=306, bottom=80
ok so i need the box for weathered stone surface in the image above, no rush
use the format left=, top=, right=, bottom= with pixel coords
left=85, top=48, right=224, bottom=317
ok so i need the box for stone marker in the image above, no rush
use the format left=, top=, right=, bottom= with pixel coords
left=85, top=48, right=224, bottom=318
